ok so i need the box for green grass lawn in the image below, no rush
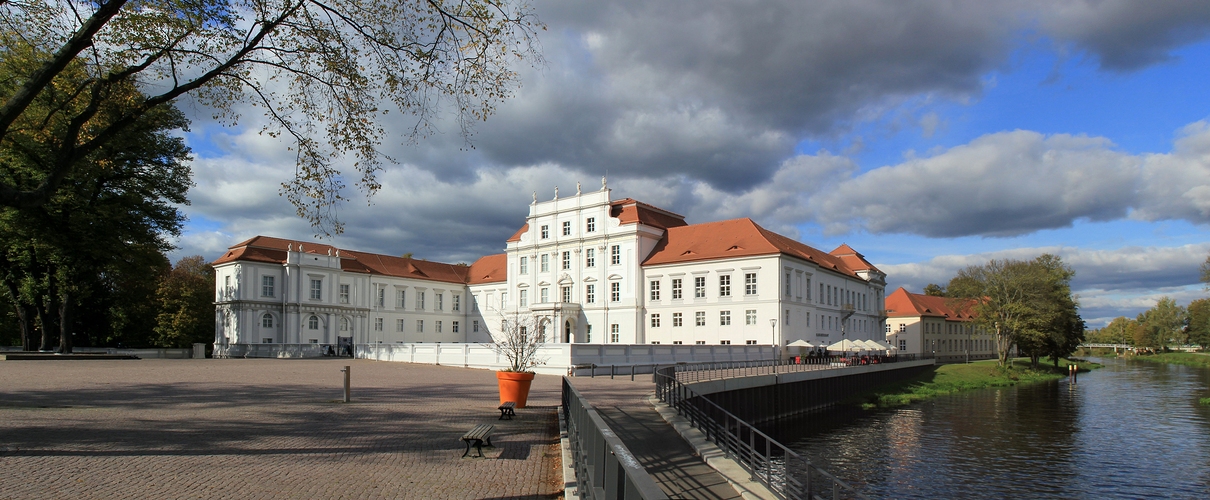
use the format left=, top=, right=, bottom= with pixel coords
left=854, top=357, right=1101, bottom=408
left=1131, top=351, right=1210, bottom=369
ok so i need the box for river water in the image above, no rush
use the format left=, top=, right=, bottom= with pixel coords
left=767, top=358, right=1210, bottom=499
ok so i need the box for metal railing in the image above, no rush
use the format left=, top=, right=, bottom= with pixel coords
left=654, top=366, right=867, bottom=500
left=666, top=353, right=929, bottom=384
left=562, top=377, right=668, bottom=500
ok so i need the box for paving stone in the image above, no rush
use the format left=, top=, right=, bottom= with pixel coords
left=0, top=359, right=565, bottom=499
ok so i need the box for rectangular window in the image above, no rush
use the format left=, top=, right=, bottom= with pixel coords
left=452, top=321, right=459, bottom=333
left=694, top=276, right=706, bottom=298
left=586, top=325, right=592, bottom=343
left=540, top=287, right=549, bottom=303
left=562, top=221, right=571, bottom=236
left=501, top=292, right=507, bottom=308
left=377, top=287, right=385, bottom=308
left=650, top=280, right=661, bottom=300
left=520, top=256, right=528, bottom=274
left=784, top=309, right=790, bottom=325
left=520, top=289, right=528, bottom=307
left=611, top=282, right=620, bottom=302
left=720, top=340, right=731, bottom=345
left=695, top=311, right=706, bottom=326
left=785, top=272, right=791, bottom=296
left=611, top=245, right=621, bottom=265
left=719, top=275, right=730, bottom=297
left=541, top=225, right=549, bottom=239
left=586, top=284, right=595, bottom=304
left=562, top=286, right=571, bottom=303
left=453, top=295, right=460, bottom=311
left=651, top=313, right=661, bottom=328
left=473, top=320, right=480, bottom=333
left=610, top=324, right=620, bottom=343
left=899, top=339, right=907, bottom=351
left=806, top=279, right=811, bottom=300
left=586, top=217, right=596, bottom=232
left=375, top=318, right=383, bottom=331
left=673, top=341, right=683, bottom=345
left=417, top=320, right=424, bottom=333
left=416, top=291, right=426, bottom=310
left=261, top=276, right=275, bottom=297
left=586, top=248, right=595, bottom=267
left=339, top=284, right=349, bottom=304
left=672, top=278, right=683, bottom=299
left=745, top=273, right=757, bottom=295
left=745, top=309, right=756, bottom=325
left=673, top=313, right=683, bottom=327
left=436, top=293, right=444, bottom=311
left=746, top=340, right=757, bottom=345
left=397, top=290, right=406, bottom=308
left=819, top=283, right=825, bottom=303
left=695, top=340, right=706, bottom=345
left=310, top=279, right=322, bottom=300
left=262, top=338, right=273, bottom=344
left=541, top=254, right=549, bottom=272
left=720, top=311, right=731, bottom=326
left=436, top=321, right=443, bottom=333
left=562, top=251, right=571, bottom=270
left=397, top=319, right=405, bottom=332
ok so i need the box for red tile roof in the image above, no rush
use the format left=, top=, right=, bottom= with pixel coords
left=641, top=218, right=873, bottom=278
left=468, top=253, right=508, bottom=284
left=610, top=198, right=688, bottom=230
left=829, top=243, right=882, bottom=274
left=212, top=236, right=470, bottom=284
left=506, top=223, right=529, bottom=243
left=884, top=287, right=977, bottom=320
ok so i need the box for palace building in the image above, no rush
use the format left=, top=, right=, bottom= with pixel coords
left=883, top=287, right=996, bottom=362
left=212, top=185, right=889, bottom=356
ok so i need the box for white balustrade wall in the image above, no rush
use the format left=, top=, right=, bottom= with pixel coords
left=216, top=342, right=774, bottom=374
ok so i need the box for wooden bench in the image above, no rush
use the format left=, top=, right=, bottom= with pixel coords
left=461, top=424, right=494, bottom=458
left=498, top=401, right=516, bottom=420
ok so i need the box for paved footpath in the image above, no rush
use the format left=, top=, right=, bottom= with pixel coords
left=0, top=358, right=565, bottom=499
left=568, top=376, right=742, bottom=500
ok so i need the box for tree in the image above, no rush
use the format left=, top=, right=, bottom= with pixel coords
left=0, top=0, right=540, bottom=233
left=1091, top=316, right=1141, bottom=345
left=947, top=254, right=1084, bottom=367
left=488, top=312, right=547, bottom=372
left=923, top=283, right=946, bottom=296
left=1137, top=297, right=1187, bottom=350
left=1187, top=298, right=1210, bottom=348
left=1201, top=253, right=1210, bottom=290
left=153, top=256, right=215, bottom=348
left=0, top=65, right=190, bottom=352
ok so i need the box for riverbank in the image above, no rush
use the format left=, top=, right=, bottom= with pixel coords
left=854, top=357, right=1101, bottom=408
left=1131, top=351, right=1210, bottom=369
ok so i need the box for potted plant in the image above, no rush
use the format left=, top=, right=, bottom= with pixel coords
left=488, top=313, right=547, bottom=408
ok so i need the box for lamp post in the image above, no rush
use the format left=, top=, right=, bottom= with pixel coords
left=770, top=318, right=778, bottom=368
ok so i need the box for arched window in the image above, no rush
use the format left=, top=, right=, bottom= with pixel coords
left=308, top=315, right=319, bottom=330
left=341, top=318, right=350, bottom=331
left=261, top=313, right=274, bottom=328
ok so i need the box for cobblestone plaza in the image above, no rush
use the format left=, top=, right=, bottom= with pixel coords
left=0, top=359, right=565, bottom=499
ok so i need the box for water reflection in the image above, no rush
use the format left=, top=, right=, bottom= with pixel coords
left=766, top=358, right=1210, bottom=499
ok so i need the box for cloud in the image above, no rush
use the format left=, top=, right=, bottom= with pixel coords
left=1036, top=0, right=1210, bottom=71
left=878, top=244, right=1210, bottom=327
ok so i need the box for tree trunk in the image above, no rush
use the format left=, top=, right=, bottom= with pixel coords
left=58, top=293, right=72, bottom=354
left=3, top=280, right=36, bottom=351
left=35, top=293, right=57, bottom=351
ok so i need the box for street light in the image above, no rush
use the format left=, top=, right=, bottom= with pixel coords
left=770, top=318, right=778, bottom=365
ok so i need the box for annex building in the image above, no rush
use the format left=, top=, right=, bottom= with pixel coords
left=212, top=185, right=889, bottom=360
left=883, top=287, right=996, bottom=363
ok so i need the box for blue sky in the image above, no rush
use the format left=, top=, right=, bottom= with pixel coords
left=171, top=1, right=1210, bottom=328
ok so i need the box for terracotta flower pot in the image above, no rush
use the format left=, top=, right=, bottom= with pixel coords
left=496, top=371, right=536, bottom=408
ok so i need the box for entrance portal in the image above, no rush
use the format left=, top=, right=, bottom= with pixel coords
left=563, top=320, right=572, bottom=343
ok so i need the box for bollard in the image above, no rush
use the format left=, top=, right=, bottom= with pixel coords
left=340, top=365, right=351, bottom=403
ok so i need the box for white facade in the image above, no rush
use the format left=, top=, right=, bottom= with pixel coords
left=215, top=186, right=889, bottom=356
left=214, top=246, right=476, bottom=350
